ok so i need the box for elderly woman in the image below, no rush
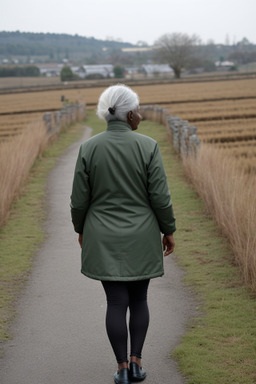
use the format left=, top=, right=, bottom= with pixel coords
left=70, top=84, right=176, bottom=384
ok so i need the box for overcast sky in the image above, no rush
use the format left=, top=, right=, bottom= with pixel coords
left=1, top=0, right=255, bottom=45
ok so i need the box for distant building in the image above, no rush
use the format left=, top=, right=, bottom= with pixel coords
left=70, top=66, right=80, bottom=75
left=215, top=61, right=235, bottom=70
left=75, top=65, right=114, bottom=79
left=121, top=47, right=153, bottom=53
left=142, top=64, right=174, bottom=76
left=38, top=64, right=63, bottom=77
left=125, top=66, right=140, bottom=76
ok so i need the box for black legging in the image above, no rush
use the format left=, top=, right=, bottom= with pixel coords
left=101, top=280, right=150, bottom=363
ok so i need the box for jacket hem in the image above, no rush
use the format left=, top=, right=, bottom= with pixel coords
left=81, top=269, right=164, bottom=281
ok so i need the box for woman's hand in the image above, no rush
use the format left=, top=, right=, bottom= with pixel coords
left=78, top=233, right=83, bottom=248
left=162, top=234, right=175, bottom=256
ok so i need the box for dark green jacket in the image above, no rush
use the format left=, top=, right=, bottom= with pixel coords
left=70, top=120, right=176, bottom=281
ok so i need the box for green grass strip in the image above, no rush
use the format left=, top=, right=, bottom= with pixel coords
left=86, top=111, right=256, bottom=384
left=0, top=123, right=84, bottom=343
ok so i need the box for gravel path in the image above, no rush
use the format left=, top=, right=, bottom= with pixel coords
left=1, top=127, right=195, bottom=384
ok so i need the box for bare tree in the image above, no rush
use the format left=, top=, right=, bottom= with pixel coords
left=154, top=33, right=200, bottom=78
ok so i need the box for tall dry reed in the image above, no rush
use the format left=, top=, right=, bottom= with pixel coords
left=0, top=122, right=49, bottom=226
left=183, top=144, right=256, bottom=292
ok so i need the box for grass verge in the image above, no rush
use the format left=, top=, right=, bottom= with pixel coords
left=85, top=111, right=256, bottom=384
left=0, top=123, right=84, bottom=344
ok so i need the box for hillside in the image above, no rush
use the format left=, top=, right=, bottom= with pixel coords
left=0, top=31, right=136, bottom=64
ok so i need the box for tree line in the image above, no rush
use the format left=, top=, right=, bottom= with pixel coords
left=0, top=31, right=133, bottom=59
left=0, top=65, right=40, bottom=77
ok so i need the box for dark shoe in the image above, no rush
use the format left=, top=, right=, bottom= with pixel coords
left=114, top=368, right=131, bottom=384
left=129, top=362, right=147, bottom=382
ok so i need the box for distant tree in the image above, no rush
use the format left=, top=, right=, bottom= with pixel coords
left=24, top=65, right=40, bottom=76
left=228, top=50, right=256, bottom=65
left=0, top=65, right=40, bottom=77
left=186, top=56, right=216, bottom=73
left=60, top=66, right=74, bottom=81
left=202, top=60, right=216, bottom=72
left=237, top=37, right=251, bottom=46
left=113, top=65, right=125, bottom=78
left=154, top=32, right=200, bottom=78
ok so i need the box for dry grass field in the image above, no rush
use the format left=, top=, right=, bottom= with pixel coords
left=158, top=79, right=256, bottom=175
left=163, top=101, right=256, bottom=174
left=0, top=122, right=49, bottom=225
left=0, top=76, right=61, bottom=89
left=0, top=112, right=43, bottom=141
left=1, top=77, right=255, bottom=172
left=1, top=78, right=256, bottom=113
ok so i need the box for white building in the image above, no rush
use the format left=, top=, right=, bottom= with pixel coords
left=75, top=65, right=114, bottom=79
left=38, top=64, right=63, bottom=77
left=142, top=64, right=174, bottom=76
left=215, top=61, right=235, bottom=70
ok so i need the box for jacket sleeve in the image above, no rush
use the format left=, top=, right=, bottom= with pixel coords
left=147, top=143, right=176, bottom=235
left=70, top=145, right=91, bottom=234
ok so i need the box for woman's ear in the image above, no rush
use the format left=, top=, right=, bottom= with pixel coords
left=127, top=111, right=133, bottom=121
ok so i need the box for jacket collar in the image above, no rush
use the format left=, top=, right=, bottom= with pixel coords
left=107, top=120, right=132, bottom=132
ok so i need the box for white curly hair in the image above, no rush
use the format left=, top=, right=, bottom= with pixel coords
left=97, top=84, right=140, bottom=122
